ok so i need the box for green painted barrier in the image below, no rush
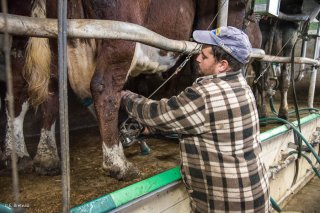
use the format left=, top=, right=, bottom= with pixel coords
left=0, top=203, right=12, bottom=213
left=71, top=167, right=181, bottom=213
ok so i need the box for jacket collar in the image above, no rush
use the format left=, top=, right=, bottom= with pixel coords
left=196, top=70, right=241, bottom=83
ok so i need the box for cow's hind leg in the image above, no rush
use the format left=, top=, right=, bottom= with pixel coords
left=33, top=65, right=60, bottom=176
left=4, top=101, right=33, bottom=173
left=278, top=63, right=290, bottom=120
left=91, top=48, right=139, bottom=180
left=2, top=46, right=33, bottom=173
left=252, top=61, right=268, bottom=118
left=92, top=79, right=139, bottom=180
left=278, top=25, right=297, bottom=120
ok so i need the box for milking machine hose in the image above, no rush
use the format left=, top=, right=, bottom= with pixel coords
left=270, top=197, right=282, bottom=212
left=267, top=99, right=320, bottom=181
left=261, top=117, right=320, bottom=212
left=289, top=150, right=320, bottom=178
left=259, top=117, right=320, bottom=164
left=269, top=97, right=278, bottom=116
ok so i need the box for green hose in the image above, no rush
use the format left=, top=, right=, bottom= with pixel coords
left=270, top=197, right=282, bottom=212
left=269, top=97, right=278, bottom=115
left=259, top=117, right=320, bottom=164
left=268, top=96, right=320, bottom=116
left=289, top=151, right=320, bottom=177
left=261, top=117, right=320, bottom=212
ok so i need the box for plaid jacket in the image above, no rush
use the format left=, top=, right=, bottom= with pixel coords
left=122, top=70, right=270, bottom=212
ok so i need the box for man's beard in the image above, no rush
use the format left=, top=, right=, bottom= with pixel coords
left=194, top=62, right=203, bottom=77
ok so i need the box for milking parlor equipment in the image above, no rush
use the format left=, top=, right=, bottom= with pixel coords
left=70, top=0, right=320, bottom=209
left=0, top=0, right=320, bottom=212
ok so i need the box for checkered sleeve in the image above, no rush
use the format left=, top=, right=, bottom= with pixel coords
left=121, top=86, right=210, bottom=135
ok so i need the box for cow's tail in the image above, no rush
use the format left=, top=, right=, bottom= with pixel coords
left=23, top=0, right=51, bottom=107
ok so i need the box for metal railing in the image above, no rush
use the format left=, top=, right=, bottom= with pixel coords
left=58, top=0, right=70, bottom=212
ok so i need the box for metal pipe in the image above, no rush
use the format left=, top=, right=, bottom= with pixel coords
left=278, top=12, right=309, bottom=22
left=1, top=0, right=20, bottom=206
left=217, top=0, right=229, bottom=27
left=309, top=5, right=320, bottom=22
left=308, top=23, right=320, bottom=109
left=268, top=155, right=297, bottom=178
left=300, top=40, right=308, bottom=74
left=0, top=13, right=199, bottom=53
left=0, top=13, right=319, bottom=66
left=251, top=53, right=320, bottom=66
left=58, top=0, right=70, bottom=212
left=252, top=48, right=266, bottom=56
left=277, top=4, right=320, bottom=22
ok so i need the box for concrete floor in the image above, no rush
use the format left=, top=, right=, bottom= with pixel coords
left=282, top=176, right=320, bottom=213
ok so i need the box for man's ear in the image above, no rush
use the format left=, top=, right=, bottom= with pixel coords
left=218, top=59, right=231, bottom=73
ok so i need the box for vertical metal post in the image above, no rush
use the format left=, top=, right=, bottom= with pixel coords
left=58, top=0, right=70, bottom=212
left=308, top=22, right=320, bottom=108
left=300, top=40, right=308, bottom=74
left=1, top=0, right=20, bottom=207
left=218, top=0, right=229, bottom=27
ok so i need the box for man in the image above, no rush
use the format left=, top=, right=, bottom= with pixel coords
left=121, top=26, right=270, bottom=212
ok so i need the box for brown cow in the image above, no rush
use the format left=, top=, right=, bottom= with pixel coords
left=2, top=0, right=261, bottom=180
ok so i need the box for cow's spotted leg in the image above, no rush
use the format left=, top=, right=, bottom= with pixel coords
left=98, top=92, right=139, bottom=180
left=96, top=91, right=139, bottom=180
left=278, top=26, right=297, bottom=120
left=91, top=48, right=139, bottom=180
left=102, top=140, right=139, bottom=180
left=278, top=64, right=290, bottom=120
left=252, top=61, right=268, bottom=119
left=33, top=123, right=60, bottom=175
left=3, top=101, right=33, bottom=173
left=33, top=79, right=60, bottom=176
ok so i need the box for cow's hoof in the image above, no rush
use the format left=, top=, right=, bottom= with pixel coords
left=104, top=162, right=140, bottom=181
left=277, top=113, right=288, bottom=121
left=0, top=156, right=33, bottom=173
left=33, top=154, right=60, bottom=176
